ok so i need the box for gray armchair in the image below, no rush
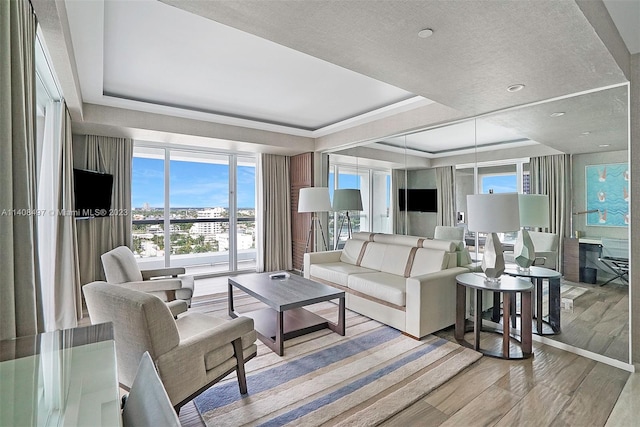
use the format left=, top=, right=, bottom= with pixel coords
left=101, top=246, right=195, bottom=316
left=83, top=281, right=257, bottom=412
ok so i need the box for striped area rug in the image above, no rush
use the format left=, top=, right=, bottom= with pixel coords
left=194, top=300, right=482, bottom=426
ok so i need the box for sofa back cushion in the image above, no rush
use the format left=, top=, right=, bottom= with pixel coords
left=340, top=239, right=367, bottom=265
left=372, top=233, right=424, bottom=247
left=352, top=232, right=375, bottom=242
left=359, top=242, right=413, bottom=276
left=409, top=248, right=449, bottom=277
left=420, top=239, right=456, bottom=252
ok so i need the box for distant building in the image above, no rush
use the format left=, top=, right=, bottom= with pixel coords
left=190, top=207, right=226, bottom=236
left=217, top=233, right=254, bottom=251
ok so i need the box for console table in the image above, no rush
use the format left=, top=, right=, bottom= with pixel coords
left=505, top=266, right=562, bottom=335
left=0, top=323, right=120, bottom=426
left=455, top=272, right=533, bottom=359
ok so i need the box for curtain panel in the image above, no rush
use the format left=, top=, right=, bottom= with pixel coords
left=73, top=135, right=133, bottom=284
left=37, top=101, right=81, bottom=331
left=436, top=166, right=456, bottom=226
left=530, top=154, right=571, bottom=271
left=257, top=154, right=292, bottom=272
left=0, top=0, right=44, bottom=339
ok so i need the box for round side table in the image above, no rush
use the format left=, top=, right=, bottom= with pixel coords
left=505, top=266, right=562, bottom=335
left=455, top=272, right=533, bottom=359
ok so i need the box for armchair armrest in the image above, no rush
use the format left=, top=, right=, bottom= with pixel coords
left=175, top=316, right=255, bottom=355
left=122, top=278, right=183, bottom=293
left=141, top=267, right=186, bottom=280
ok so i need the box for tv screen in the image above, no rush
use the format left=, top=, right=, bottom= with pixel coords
left=398, top=188, right=438, bottom=212
left=73, top=168, right=113, bottom=218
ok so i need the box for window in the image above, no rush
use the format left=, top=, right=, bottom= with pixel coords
left=132, top=145, right=256, bottom=276
left=328, top=160, right=391, bottom=248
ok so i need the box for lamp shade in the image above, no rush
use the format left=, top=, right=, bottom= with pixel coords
left=332, top=189, right=363, bottom=212
left=467, top=193, right=520, bottom=233
left=298, top=187, right=332, bottom=213
left=518, top=194, right=550, bottom=227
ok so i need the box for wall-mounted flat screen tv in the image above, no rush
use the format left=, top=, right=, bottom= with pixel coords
left=73, top=168, right=113, bottom=218
left=398, top=188, right=438, bottom=212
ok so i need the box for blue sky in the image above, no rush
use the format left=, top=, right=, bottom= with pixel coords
left=481, top=175, right=517, bottom=194
left=132, top=158, right=256, bottom=208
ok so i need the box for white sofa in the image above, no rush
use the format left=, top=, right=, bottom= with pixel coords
left=304, top=232, right=469, bottom=339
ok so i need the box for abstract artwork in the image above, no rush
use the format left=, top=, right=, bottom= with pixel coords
left=585, top=163, right=629, bottom=227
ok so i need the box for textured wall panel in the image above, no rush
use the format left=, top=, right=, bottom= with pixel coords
left=291, top=153, right=314, bottom=271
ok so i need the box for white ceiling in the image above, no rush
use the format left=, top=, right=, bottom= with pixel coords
left=58, top=0, right=635, bottom=159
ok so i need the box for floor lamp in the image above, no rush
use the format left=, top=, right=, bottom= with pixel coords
left=514, top=194, right=550, bottom=271
left=332, top=189, right=363, bottom=249
left=467, top=193, right=520, bottom=283
left=298, top=187, right=331, bottom=255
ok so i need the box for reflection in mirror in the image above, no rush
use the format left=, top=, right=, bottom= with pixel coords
left=329, top=84, right=629, bottom=365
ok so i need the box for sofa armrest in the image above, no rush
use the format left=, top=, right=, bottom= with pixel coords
left=122, top=279, right=183, bottom=293
left=141, top=267, right=186, bottom=280
left=303, top=250, right=342, bottom=278
left=405, top=267, right=469, bottom=338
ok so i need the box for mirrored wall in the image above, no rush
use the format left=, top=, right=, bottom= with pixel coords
left=329, top=83, right=630, bottom=365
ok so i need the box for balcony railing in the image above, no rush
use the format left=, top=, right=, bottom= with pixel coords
left=133, top=217, right=256, bottom=275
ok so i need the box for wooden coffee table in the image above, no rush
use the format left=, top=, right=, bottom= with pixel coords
left=228, top=273, right=345, bottom=356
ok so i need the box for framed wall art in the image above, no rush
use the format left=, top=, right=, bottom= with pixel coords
left=585, top=163, right=629, bottom=227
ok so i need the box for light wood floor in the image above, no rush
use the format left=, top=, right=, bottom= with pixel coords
left=174, top=278, right=630, bottom=427
left=549, top=279, right=628, bottom=362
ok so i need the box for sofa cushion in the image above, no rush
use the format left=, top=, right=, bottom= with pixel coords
left=421, top=239, right=456, bottom=252
left=309, top=262, right=376, bottom=287
left=352, top=232, right=375, bottom=241
left=409, top=248, right=449, bottom=277
left=372, top=233, right=424, bottom=247
left=340, top=239, right=367, bottom=265
left=348, top=272, right=407, bottom=307
left=359, top=242, right=413, bottom=276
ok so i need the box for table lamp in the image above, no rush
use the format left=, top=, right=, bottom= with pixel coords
left=514, top=194, right=550, bottom=271
left=298, top=187, right=332, bottom=253
left=467, top=193, right=520, bottom=283
left=332, top=189, right=363, bottom=248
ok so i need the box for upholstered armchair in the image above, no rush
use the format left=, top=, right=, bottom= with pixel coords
left=434, top=225, right=473, bottom=267
left=83, top=281, right=257, bottom=412
left=101, top=246, right=195, bottom=316
left=504, top=231, right=559, bottom=270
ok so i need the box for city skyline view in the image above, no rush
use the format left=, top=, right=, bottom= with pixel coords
left=132, top=157, right=257, bottom=209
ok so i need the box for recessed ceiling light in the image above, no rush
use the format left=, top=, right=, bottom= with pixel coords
left=418, top=28, right=434, bottom=38
left=550, top=112, right=565, bottom=117
left=507, top=84, right=525, bottom=92
left=599, top=144, right=610, bottom=148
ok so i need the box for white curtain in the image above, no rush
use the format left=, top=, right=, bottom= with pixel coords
left=0, top=0, right=44, bottom=339
left=257, top=154, right=292, bottom=272
left=37, top=101, right=81, bottom=331
left=436, top=166, right=456, bottom=226
left=530, top=154, right=571, bottom=270
left=73, top=135, right=133, bottom=284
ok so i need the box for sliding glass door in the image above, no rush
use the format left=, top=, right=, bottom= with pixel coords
left=132, top=145, right=256, bottom=275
